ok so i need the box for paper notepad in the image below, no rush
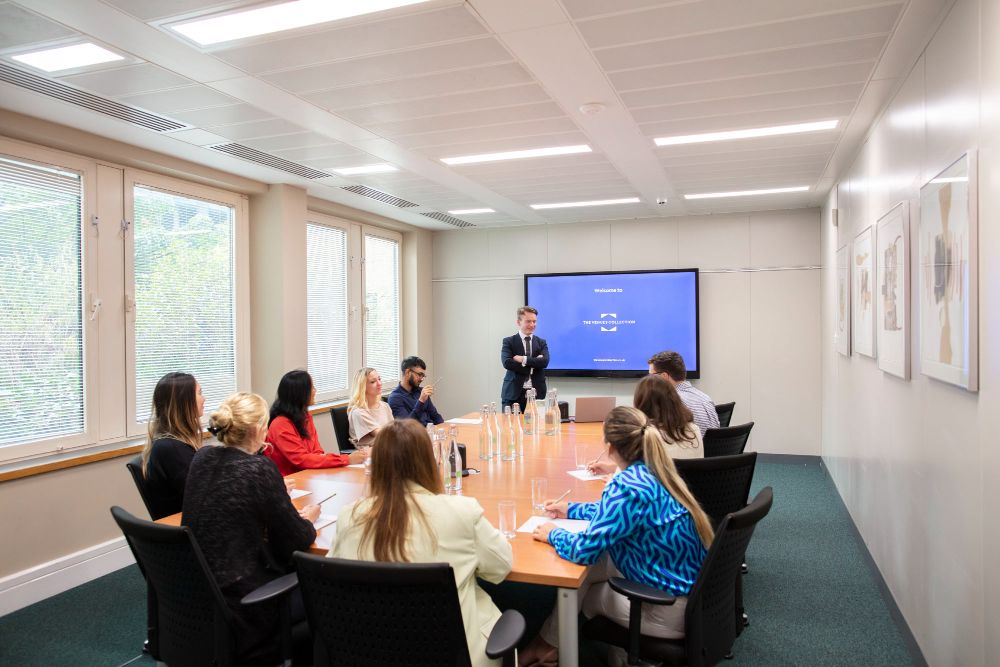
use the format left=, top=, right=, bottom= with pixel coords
left=313, top=514, right=337, bottom=531
left=567, top=469, right=606, bottom=481
left=447, top=418, right=482, bottom=425
left=347, top=463, right=366, bottom=468
left=289, top=489, right=310, bottom=499
left=517, top=516, right=590, bottom=534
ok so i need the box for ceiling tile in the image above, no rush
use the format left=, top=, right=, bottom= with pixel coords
left=58, top=63, right=192, bottom=96
left=214, top=5, right=488, bottom=74
left=372, top=101, right=565, bottom=138
left=337, top=84, right=551, bottom=125
left=631, top=86, right=860, bottom=122
left=594, top=5, right=902, bottom=71
left=399, top=120, right=583, bottom=152
left=118, top=85, right=238, bottom=113
left=608, top=36, right=884, bottom=92
left=102, top=0, right=259, bottom=22
left=261, top=38, right=512, bottom=94
left=169, top=102, right=273, bottom=126
left=636, top=104, right=854, bottom=136
left=0, top=3, right=76, bottom=50
left=205, top=117, right=307, bottom=141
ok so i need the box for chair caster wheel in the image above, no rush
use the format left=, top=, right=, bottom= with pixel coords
left=741, top=562, right=748, bottom=574
left=725, top=653, right=734, bottom=660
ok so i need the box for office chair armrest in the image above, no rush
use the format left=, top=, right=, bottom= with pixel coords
left=485, top=609, right=526, bottom=659
left=240, top=573, right=299, bottom=606
left=608, top=577, right=676, bottom=606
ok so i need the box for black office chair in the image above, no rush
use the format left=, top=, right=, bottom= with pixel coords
left=330, top=406, right=353, bottom=453
left=583, top=487, right=774, bottom=666
left=124, top=454, right=161, bottom=520
left=703, top=422, right=754, bottom=458
left=676, top=453, right=758, bottom=632
left=714, top=402, right=735, bottom=428
left=294, top=553, right=525, bottom=667
left=110, top=506, right=304, bottom=667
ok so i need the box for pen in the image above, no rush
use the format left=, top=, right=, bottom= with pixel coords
left=587, top=451, right=604, bottom=466
left=314, top=492, right=338, bottom=505
left=550, top=489, right=571, bottom=505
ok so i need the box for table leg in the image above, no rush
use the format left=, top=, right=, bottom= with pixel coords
left=557, top=586, right=579, bottom=667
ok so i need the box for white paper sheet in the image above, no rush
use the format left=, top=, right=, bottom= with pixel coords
left=446, top=418, right=482, bottom=425
left=347, top=463, right=365, bottom=468
left=517, top=516, right=590, bottom=534
left=567, top=469, right=606, bottom=481
left=289, top=489, right=310, bottom=499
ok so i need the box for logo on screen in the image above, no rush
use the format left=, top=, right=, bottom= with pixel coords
left=581, top=313, right=636, bottom=332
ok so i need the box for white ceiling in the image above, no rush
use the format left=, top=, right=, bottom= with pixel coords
left=0, top=0, right=951, bottom=229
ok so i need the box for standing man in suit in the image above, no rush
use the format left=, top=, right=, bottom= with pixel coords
left=501, top=306, right=549, bottom=411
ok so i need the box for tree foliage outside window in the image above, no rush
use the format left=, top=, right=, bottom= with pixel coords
left=133, top=186, right=235, bottom=423
left=0, top=157, right=83, bottom=447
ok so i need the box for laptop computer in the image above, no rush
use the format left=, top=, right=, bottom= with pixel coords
left=573, top=396, right=616, bottom=423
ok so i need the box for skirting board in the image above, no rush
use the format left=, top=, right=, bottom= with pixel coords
left=0, top=537, right=135, bottom=618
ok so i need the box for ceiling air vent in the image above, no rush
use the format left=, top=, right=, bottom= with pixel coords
left=0, top=62, right=186, bottom=132
left=421, top=211, right=475, bottom=228
left=341, top=185, right=418, bottom=208
left=208, top=143, right=329, bottom=179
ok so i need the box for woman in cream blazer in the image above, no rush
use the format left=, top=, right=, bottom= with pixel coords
left=330, top=419, right=513, bottom=667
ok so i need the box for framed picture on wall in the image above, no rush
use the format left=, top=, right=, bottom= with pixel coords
left=918, top=150, right=979, bottom=391
left=835, top=244, right=851, bottom=356
left=852, top=226, right=875, bottom=358
left=875, top=202, right=910, bottom=379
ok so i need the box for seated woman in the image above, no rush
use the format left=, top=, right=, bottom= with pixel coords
left=347, top=367, right=394, bottom=447
left=589, top=374, right=702, bottom=476
left=522, top=406, right=714, bottom=665
left=183, top=392, right=319, bottom=661
left=140, top=372, right=205, bottom=519
left=265, top=369, right=365, bottom=475
left=330, top=420, right=513, bottom=667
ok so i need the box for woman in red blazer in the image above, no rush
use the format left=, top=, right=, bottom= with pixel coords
left=265, top=370, right=365, bottom=475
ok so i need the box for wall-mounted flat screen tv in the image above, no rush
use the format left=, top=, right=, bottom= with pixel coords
left=524, top=269, right=699, bottom=378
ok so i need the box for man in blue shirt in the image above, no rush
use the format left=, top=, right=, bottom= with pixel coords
left=388, top=356, right=445, bottom=426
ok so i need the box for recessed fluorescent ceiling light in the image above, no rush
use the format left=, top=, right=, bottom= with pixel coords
left=531, top=197, right=640, bottom=210
left=172, top=0, right=432, bottom=45
left=655, top=120, right=839, bottom=146
left=331, top=163, right=398, bottom=175
left=12, top=43, right=124, bottom=72
left=441, top=145, right=592, bottom=166
left=448, top=208, right=495, bottom=215
left=684, top=186, right=809, bottom=200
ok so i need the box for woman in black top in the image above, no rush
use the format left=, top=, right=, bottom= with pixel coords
left=183, top=392, right=319, bottom=661
left=140, top=372, right=205, bottom=519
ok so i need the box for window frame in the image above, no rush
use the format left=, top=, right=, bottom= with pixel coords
left=305, top=212, right=355, bottom=403
left=123, top=169, right=250, bottom=438
left=0, top=138, right=99, bottom=463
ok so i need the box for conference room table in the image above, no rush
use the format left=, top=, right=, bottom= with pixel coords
left=161, top=415, right=610, bottom=666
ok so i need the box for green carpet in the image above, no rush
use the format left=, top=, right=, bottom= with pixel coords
left=0, top=458, right=921, bottom=665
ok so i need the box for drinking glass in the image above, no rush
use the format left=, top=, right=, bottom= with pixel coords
left=498, top=501, right=517, bottom=539
left=575, top=442, right=591, bottom=470
left=531, top=478, right=547, bottom=514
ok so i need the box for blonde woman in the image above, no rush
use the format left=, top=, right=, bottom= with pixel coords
left=331, top=420, right=512, bottom=667
left=347, top=367, right=393, bottom=446
left=521, top=406, right=714, bottom=664
left=140, top=372, right=205, bottom=519
left=182, top=392, right=318, bottom=661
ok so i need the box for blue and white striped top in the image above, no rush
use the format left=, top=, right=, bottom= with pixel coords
left=548, top=461, right=708, bottom=596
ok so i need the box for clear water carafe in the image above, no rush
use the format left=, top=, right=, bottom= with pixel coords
left=449, top=425, right=462, bottom=493
left=522, top=388, right=537, bottom=435
left=490, top=401, right=502, bottom=458
left=544, top=389, right=559, bottom=436
left=502, top=406, right=516, bottom=461
left=512, top=403, right=524, bottom=458
left=478, top=404, right=491, bottom=460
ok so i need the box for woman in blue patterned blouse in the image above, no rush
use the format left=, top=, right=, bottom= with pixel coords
left=519, top=406, right=714, bottom=665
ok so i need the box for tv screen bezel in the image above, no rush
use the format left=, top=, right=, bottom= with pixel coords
left=523, top=268, right=700, bottom=379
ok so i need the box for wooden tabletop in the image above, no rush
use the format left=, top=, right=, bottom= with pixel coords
left=161, top=417, right=609, bottom=589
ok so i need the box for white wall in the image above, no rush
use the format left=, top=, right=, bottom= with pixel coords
left=431, top=208, right=821, bottom=455
left=821, top=0, right=1000, bottom=664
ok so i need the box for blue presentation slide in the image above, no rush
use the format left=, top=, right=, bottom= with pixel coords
left=526, top=271, right=698, bottom=373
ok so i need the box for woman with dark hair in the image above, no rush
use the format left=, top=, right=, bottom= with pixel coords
left=589, top=375, right=702, bottom=476
left=265, top=369, right=365, bottom=475
left=141, top=372, right=205, bottom=519
left=331, top=420, right=512, bottom=667
left=520, top=406, right=713, bottom=664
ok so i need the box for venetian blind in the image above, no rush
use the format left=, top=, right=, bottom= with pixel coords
left=132, top=185, right=236, bottom=423
left=363, top=233, right=400, bottom=384
left=306, top=223, right=349, bottom=397
left=0, top=156, right=84, bottom=447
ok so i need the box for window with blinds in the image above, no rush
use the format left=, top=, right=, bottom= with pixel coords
left=307, top=223, right=349, bottom=398
left=0, top=156, right=84, bottom=447
left=132, top=185, right=236, bottom=423
left=363, top=233, right=400, bottom=384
